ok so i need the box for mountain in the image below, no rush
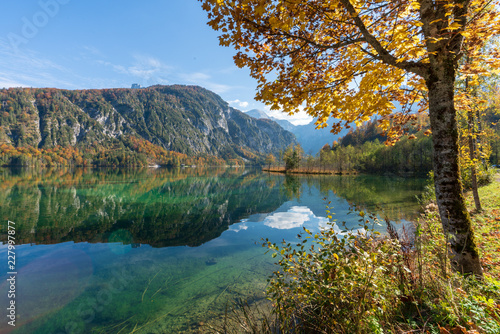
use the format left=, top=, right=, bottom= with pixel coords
left=246, top=109, right=295, bottom=132
left=0, top=85, right=297, bottom=165
left=244, top=109, right=347, bottom=154
left=246, top=109, right=270, bottom=120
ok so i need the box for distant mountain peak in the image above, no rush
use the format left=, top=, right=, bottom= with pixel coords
left=245, top=109, right=270, bottom=119
left=244, top=108, right=347, bottom=154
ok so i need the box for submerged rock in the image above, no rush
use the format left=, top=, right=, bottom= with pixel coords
left=205, top=258, right=217, bottom=266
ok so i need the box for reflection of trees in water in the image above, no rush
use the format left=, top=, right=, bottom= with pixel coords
left=282, top=174, right=301, bottom=200
left=0, top=168, right=425, bottom=247
left=321, top=175, right=425, bottom=221
left=284, top=175, right=425, bottom=222
left=0, top=167, right=288, bottom=247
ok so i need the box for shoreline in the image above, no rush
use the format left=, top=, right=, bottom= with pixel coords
left=261, top=166, right=427, bottom=177
left=261, top=167, right=358, bottom=175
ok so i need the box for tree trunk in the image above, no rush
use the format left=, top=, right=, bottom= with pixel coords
left=468, top=109, right=482, bottom=212
left=475, top=108, right=486, bottom=168
left=426, top=71, right=483, bottom=277
left=464, top=75, right=482, bottom=212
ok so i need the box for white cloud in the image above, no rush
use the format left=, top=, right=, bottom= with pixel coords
left=228, top=99, right=249, bottom=109
left=263, top=206, right=343, bottom=233
left=264, top=105, right=313, bottom=125
left=229, top=222, right=249, bottom=232
left=264, top=206, right=313, bottom=229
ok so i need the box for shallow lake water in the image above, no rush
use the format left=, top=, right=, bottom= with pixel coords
left=0, top=167, right=426, bottom=333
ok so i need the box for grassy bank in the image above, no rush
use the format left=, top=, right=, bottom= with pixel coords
left=207, top=175, right=500, bottom=333
left=468, top=176, right=500, bottom=280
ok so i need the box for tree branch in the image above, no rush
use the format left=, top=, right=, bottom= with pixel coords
left=339, top=0, right=428, bottom=77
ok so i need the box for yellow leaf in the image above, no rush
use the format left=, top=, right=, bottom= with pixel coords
left=448, top=22, right=462, bottom=31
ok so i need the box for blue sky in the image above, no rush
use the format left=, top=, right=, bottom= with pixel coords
left=0, top=0, right=312, bottom=125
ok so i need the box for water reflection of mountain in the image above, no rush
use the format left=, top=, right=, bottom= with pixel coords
left=0, top=168, right=288, bottom=247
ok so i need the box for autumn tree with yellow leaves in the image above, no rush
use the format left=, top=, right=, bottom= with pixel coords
left=200, top=0, right=500, bottom=276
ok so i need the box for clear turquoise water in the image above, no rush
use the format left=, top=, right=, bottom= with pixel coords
left=0, top=168, right=426, bottom=333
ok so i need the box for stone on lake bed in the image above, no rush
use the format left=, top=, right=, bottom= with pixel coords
left=206, top=258, right=217, bottom=265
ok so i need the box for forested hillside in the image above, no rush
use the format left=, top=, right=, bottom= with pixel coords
left=319, top=110, right=499, bottom=177
left=0, top=85, right=296, bottom=166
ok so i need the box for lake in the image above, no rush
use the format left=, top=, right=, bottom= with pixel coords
left=0, top=167, right=426, bottom=333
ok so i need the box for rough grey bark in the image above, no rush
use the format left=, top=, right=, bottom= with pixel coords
left=426, top=64, right=483, bottom=276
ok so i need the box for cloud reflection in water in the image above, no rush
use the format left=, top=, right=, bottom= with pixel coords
left=263, top=206, right=341, bottom=233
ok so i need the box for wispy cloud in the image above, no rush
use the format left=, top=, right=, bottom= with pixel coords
left=0, top=39, right=82, bottom=88
left=96, top=54, right=173, bottom=86
left=97, top=54, right=232, bottom=93
left=127, top=54, right=172, bottom=81
left=80, top=45, right=103, bottom=57
left=0, top=76, right=28, bottom=88
left=178, top=71, right=231, bottom=93
left=96, top=60, right=127, bottom=74
left=0, top=37, right=239, bottom=95
left=179, top=72, right=210, bottom=82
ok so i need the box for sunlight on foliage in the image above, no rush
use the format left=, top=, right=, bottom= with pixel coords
left=259, top=206, right=500, bottom=333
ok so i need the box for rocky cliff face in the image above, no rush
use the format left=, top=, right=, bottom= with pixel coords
left=0, top=85, right=296, bottom=161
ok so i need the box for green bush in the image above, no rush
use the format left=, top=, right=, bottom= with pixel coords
left=260, top=206, right=500, bottom=334
left=263, top=210, right=406, bottom=333
left=461, top=164, right=496, bottom=190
